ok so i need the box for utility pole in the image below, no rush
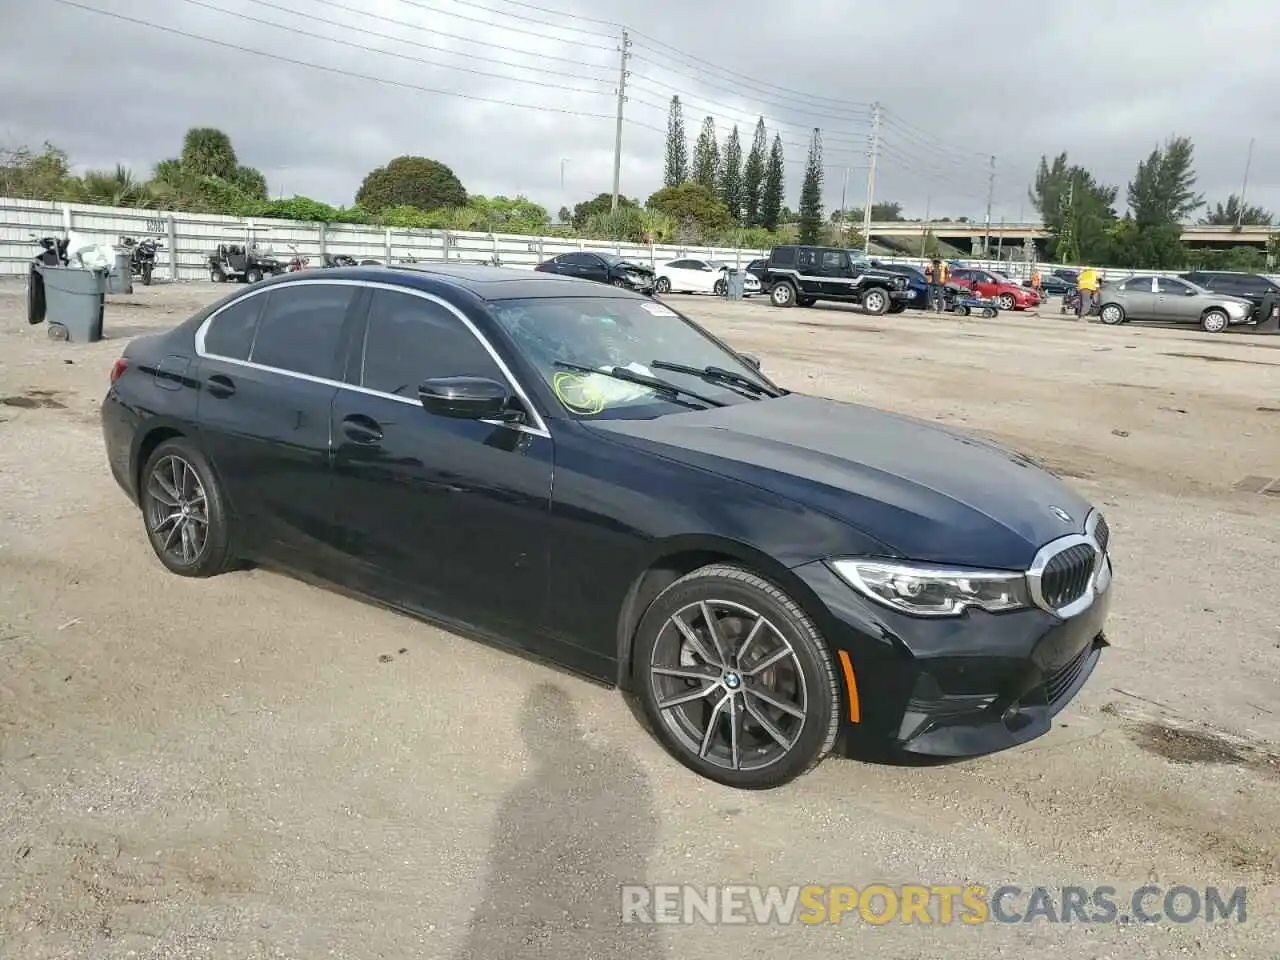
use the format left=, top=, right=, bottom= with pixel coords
left=839, top=166, right=850, bottom=243
left=610, top=28, right=631, bottom=213
left=920, top=194, right=931, bottom=257
left=983, top=154, right=995, bottom=257
left=861, top=102, right=881, bottom=255
left=1236, top=137, right=1255, bottom=229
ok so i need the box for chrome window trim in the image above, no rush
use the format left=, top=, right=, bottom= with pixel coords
left=1025, top=509, right=1111, bottom=618
left=192, top=278, right=551, bottom=439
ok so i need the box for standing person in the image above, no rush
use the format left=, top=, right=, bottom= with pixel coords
left=926, top=257, right=947, bottom=312
left=1075, top=265, right=1099, bottom=319
left=1031, top=266, right=1042, bottom=296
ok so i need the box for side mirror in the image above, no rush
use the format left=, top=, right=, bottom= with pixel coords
left=739, top=352, right=762, bottom=370
left=419, top=377, right=517, bottom=421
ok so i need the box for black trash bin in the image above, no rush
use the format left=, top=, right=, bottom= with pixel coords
left=37, top=265, right=107, bottom=342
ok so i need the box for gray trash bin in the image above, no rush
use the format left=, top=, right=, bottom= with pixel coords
left=38, top=265, right=107, bottom=342
left=106, top=249, right=133, bottom=295
left=725, top=268, right=745, bottom=300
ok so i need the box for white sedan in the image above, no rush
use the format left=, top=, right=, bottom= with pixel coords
left=654, top=258, right=758, bottom=296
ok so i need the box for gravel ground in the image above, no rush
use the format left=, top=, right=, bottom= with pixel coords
left=1, top=278, right=1278, bottom=959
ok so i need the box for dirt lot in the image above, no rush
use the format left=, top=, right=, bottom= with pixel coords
left=1, top=279, right=1278, bottom=959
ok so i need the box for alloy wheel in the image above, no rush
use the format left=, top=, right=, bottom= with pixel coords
left=145, top=454, right=210, bottom=566
left=648, top=599, right=808, bottom=772
left=998, top=294, right=1016, bottom=310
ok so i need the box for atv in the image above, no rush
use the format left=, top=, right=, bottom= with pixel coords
left=208, top=243, right=286, bottom=284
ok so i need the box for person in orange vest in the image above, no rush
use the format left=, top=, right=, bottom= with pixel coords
left=924, top=257, right=948, bottom=312
left=1031, top=267, right=1042, bottom=294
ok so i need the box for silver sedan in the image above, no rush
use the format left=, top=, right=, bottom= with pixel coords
left=1097, top=275, right=1253, bottom=333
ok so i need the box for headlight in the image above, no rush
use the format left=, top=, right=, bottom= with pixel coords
left=830, top=559, right=1030, bottom=617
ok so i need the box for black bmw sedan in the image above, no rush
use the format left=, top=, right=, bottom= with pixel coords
left=101, top=265, right=1112, bottom=790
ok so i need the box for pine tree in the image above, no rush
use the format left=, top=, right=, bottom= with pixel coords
left=742, top=118, right=767, bottom=227
left=761, top=134, right=785, bottom=231
left=663, top=96, right=687, bottom=188
left=797, top=129, right=824, bottom=244
left=718, top=125, right=743, bottom=223
left=691, top=117, right=720, bottom=191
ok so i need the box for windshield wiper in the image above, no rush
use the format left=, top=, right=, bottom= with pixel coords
left=649, top=360, right=783, bottom=399
left=552, top=361, right=726, bottom=408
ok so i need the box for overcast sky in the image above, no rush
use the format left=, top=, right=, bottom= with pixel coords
left=4, top=0, right=1279, bottom=223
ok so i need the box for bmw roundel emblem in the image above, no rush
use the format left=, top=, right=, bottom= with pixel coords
left=1049, top=505, right=1072, bottom=523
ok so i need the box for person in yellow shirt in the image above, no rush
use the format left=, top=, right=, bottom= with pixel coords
left=1075, top=266, right=1100, bottom=319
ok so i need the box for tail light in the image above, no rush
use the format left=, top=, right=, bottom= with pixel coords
left=109, top=357, right=128, bottom=384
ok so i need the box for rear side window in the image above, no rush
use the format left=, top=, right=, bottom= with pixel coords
left=770, top=247, right=795, bottom=266
left=203, top=294, right=264, bottom=360
left=249, top=283, right=357, bottom=379
left=360, top=290, right=504, bottom=395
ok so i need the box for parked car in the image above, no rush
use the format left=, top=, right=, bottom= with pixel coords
left=534, top=251, right=654, bottom=293
left=764, top=245, right=912, bottom=314
left=871, top=261, right=930, bottom=308
left=1026, top=274, right=1076, bottom=296
left=1051, top=268, right=1080, bottom=283
left=101, top=263, right=1112, bottom=789
left=654, top=258, right=745, bottom=296
left=745, top=258, right=768, bottom=286
left=1180, top=271, right=1280, bottom=324
left=948, top=268, right=1040, bottom=311
left=1097, top=275, right=1253, bottom=332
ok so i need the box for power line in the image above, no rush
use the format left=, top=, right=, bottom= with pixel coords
left=879, top=109, right=990, bottom=163
left=398, top=0, right=616, bottom=40
left=47, top=0, right=619, bottom=120
left=383, top=0, right=614, bottom=50
left=306, top=0, right=612, bottom=68
left=172, top=0, right=614, bottom=95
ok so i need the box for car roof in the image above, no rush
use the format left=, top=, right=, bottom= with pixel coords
left=251, top=263, right=642, bottom=302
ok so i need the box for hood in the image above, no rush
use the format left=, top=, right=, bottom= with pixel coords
left=589, top=394, right=1093, bottom=569
left=617, top=261, right=653, bottom=276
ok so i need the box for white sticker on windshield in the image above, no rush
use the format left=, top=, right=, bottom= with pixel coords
left=641, top=301, right=678, bottom=317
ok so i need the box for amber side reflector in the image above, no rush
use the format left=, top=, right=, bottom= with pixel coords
left=836, top=650, right=860, bottom=724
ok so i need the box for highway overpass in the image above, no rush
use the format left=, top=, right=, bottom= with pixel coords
left=866, top=221, right=1274, bottom=254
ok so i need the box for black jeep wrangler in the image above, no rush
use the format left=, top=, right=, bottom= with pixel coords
left=763, top=245, right=912, bottom=315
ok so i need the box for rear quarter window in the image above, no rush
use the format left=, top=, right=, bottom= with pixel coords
left=770, top=247, right=795, bottom=266
left=203, top=294, right=264, bottom=360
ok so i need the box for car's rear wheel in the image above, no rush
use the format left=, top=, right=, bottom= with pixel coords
left=954, top=304, right=969, bottom=316
left=713, top=278, right=727, bottom=296
left=770, top=282, right=796, bottom=308
left=633, top=563, right=841, bottom=789
left=210, top=268, right=225, bottom=283
left=861, top=288, right=889, bottom=315
left=997, top=293, right=1016, bottom=311
left=1201, top=309, right=1228, bottom=333
left=246, top=268, right=263, bottom=284
left=141, top=438, right=235, bottom=578
left=654, top=277, right=671, bottom=294
left=1099, top=303, right=1125, bottom=325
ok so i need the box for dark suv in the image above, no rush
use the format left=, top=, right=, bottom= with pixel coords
left=764, top=245, right=911, bottom=315
left=1180, top=271, right=1280, bottom=325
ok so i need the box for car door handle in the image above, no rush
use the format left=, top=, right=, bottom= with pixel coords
left=341, top=414, right=383, bottom=444
left=205, top=374, right=235, bottom=399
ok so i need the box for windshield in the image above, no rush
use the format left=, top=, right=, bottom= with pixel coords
left=488, top=296, right=778, bottom=419
left=598, top=253, right=630, bottom=266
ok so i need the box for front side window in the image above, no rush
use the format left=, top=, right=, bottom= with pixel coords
left=820, top=251, right=849, bottom=271
left=203, top=294, right=264, bottom=360
left=249, top=283, right=356, bottom=379
left=361, top=290, right=504, bottom=395
left=489, top=297, right=776, bottom=420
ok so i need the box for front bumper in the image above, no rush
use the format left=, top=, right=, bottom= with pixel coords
left=792, top=559, right=1111, bottom=760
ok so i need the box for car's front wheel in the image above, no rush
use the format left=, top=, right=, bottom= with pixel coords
left=140, top=438, right=235, bottom=578
left=997, top=293, right=1016, bottom=311
left=1201, top=309, right=1228, bottom=333
left=633, top=563, right=841, bottom=789
left=861, top=287, right=889, bottom=315
left=654, top=277, right=671, bottom=294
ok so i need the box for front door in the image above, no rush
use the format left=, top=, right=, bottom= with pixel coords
left=329, top=287, right=555, bottom=635
left=195, top=282, right=361, bottom=561
left=1154, top=277, right=1200, bottom=323
left=816, top=249, right=855, bottom=297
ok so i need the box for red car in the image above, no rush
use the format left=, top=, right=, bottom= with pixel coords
left=948, top=268, right=1041, bottom=311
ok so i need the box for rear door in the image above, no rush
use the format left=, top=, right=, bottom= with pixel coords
left=195, top=281, right=363, bottom=559
left=328, top=287, right=555, bottom=633
left=1113, top=276, right=1156, bottom=319
left=793, top=248, right=823, bottom=297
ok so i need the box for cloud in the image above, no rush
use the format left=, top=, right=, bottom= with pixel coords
left=3, top=0, right=1277, bottom=223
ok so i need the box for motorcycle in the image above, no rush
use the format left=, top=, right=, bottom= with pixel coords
left=322, top=253, right=359, bottom=268
left=120, top=235, right=162, bottom=285
left=287, top=245, right=310, bottom=272
left=30, top=233, right=69, bottom=266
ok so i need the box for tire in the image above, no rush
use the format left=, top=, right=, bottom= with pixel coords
left=887, top=302, right=906, bottom=314
left=139, top=438, right=235, bottom=578
left=713, top=278, right=727, bottom=297
left=141, top=263, right=153, bottom=286
left=632, top=563, right=841, bottom=789
left=246, top=268, right=264, bottom=284
left=27, top=267, right=46, bottom=325
left=211, top=268, right=226, bottom=283
left=954, top=305, right=969, bottom=317
left=654, top=277, right=671, bottom=294
left=610, top=277, right=627, bottom=287
left=1201, top=309, right=1228, bottom=333
left=1099, top=303, right=1125, bottom=325
left=982, top=307, right=997, bottom=318
left=997, top=293, right=1016, bottom=311
left=770, top=282, right=796, bottom=308
left=861, top=287, right=889, bottom=315
left=797, top=297, right=817, bottom=307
